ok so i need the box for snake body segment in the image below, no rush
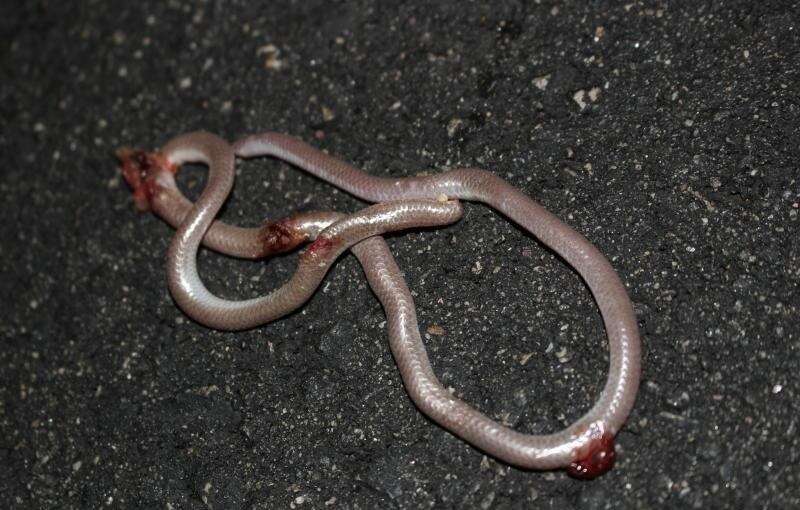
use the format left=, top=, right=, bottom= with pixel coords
left=119, top=131, right=641, bottom=479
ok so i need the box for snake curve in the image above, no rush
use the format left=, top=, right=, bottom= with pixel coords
left=118, top=130, right=641, bottom=479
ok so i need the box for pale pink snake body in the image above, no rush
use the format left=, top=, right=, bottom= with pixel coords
left=118, top=130, right=641, bottom=479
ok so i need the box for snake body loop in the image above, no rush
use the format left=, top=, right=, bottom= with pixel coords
left=118, top=131, right=641, bottom=479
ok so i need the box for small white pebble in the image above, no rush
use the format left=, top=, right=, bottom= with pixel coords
left=533, top=75, right=550, bottom=90
left=572, top=90, right=587, bottom=110
left=472, top=260, right=483, bottom=274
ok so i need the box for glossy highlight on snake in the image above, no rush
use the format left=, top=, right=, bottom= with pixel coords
left=118, top=131, right=641, bottom=479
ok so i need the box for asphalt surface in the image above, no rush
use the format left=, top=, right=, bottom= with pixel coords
left=1, top=1, right=798, bottom=508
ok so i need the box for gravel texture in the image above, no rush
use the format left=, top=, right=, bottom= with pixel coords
left=1, top=1, right=798, bottom=508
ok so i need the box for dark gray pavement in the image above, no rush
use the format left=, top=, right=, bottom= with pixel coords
left=1, top=1, right=798, bottom=508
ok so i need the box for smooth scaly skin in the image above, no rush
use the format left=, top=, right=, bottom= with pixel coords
left=233, top=133, right=641, bottom=477
left=158, top=132, right=462, bottom=332
left=116, top=146, right=305, bottom=259
left=120, top=130, right=641, bottom=478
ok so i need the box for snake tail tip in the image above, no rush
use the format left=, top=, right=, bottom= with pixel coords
left=566, top=432, right=617, bottom=480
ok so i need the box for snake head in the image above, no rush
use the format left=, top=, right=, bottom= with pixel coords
left=116, top=147, right=175, bottom=212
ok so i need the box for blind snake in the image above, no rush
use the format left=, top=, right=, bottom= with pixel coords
left=117, top=131, right=641, bottom=479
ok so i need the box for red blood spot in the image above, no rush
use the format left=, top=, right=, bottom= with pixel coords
left=116, top=147, right=174, bottom=212
left=260, top=218, right=306, bottom=256
left=566, top=432, right=616, bottom=480
left=302, top=236, right=339, bottom=259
